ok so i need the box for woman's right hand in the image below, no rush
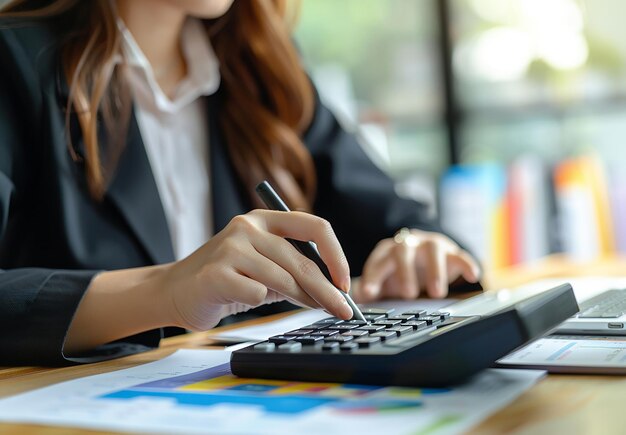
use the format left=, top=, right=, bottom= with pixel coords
left=160, top=209, right=353, bottom=331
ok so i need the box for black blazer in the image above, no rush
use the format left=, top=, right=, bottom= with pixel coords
left=0, top=18, right=444, bottom=365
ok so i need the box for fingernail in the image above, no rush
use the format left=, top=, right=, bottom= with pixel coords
left=341, top=277, right=351, bottom=293
left=434, top=278, right=444, bottom=297
left=341, top=301, right=353, bottom=319
left=473, top=266, right=481, bottom=280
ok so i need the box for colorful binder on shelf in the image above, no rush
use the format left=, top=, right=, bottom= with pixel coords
left=553, top=155, right=615, bottom=261
left=439, top=163, right=509, bottom=268
left=507, top=156, right=551, bottom=264
left=439, top=154, right=617, bottom=268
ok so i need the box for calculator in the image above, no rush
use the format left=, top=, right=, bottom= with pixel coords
left=230, top=283, right=578, bottom=387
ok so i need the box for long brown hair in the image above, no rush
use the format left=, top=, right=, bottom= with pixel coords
left=0, top=0, right=316, bottom=210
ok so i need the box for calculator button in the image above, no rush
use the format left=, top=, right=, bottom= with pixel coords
left=373, top=320, right=402, bottom=327
left=344, top=320, right=368, bottom=326
left=328, top=324, right=360, bottom=330
left=324, top=335, right=354, bottom=343
left=269, top=335, right=292, bottom=344
left=363, top=314, right=386, bottom=321
left=430, top=311, right=451, bottom=320
left=403, top=320, right=428, bottom=330
left=310, top=330, right=339, bottom=337
left=402, top=309, right=427, bottom=317
left=419, top=316, right=443, bottom=325
left=341, top=330, right=369, bottom=337
left=322, top=342, right=340, bottom=351
left=369, top=331, right=397, bottom=341
left=253, top=342, right=275, bottom=352
left=277, top=341, right=302, bottom=352
left=361, top=308, right=395, bottom=316
left=354, top=337, right=382, bottom=348
left=387, top=315, right=416, bottom=322
left=357, top=325, right=385, bottom=332
left=340, top=342, right=359, bottom=352
left=301, top=324, right=325, bottom=330
left=386, top=326, right=413, bottom=336
left=313, top=318, right=344, bottom=325
left=285, top=329, right=314, bottom=336
left=294, top=335, right=324, bottom=345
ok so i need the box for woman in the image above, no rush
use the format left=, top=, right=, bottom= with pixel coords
left=0, top=0, right=480, bottom=365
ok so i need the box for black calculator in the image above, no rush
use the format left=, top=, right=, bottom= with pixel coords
left=230, top=283, right=578, bottom=387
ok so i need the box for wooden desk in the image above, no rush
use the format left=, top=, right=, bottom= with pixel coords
left=2, top=256, right=626, bottom=434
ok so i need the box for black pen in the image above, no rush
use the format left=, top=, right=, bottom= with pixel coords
left=255, top=180, right=366, bottom=322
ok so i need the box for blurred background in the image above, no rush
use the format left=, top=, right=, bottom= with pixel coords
left=295, top=0, right=626, bottom=269
left=2, top=0, right=623, bottom=270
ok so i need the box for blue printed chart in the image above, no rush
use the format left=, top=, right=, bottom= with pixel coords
left=0, top=349, right=544, bottom=434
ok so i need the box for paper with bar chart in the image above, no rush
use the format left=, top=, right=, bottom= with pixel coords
left=0, top=349, right=544, bottom=434
left=498, top=335, right=626, bottom=374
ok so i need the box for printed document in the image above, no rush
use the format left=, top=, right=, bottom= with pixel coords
left=498, top=335, right=626, bottom=374
left=0, top=349, right=543, bottom=435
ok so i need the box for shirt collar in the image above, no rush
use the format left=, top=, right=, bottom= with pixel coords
left=118, top=17, right=221, bottom=114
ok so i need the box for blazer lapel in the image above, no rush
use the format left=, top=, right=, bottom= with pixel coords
left=106, top=111, right=176, bottom=265
left=56, top=67, right=175, bottom=265
left=208, top=93, right=251, bottom=233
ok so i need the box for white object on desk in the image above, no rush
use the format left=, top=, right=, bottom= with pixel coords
left=497, top=335, right=626, bottom=374
left=447, top=277, right=626, bottom=335
left=449, top=277, right=626, bottom=316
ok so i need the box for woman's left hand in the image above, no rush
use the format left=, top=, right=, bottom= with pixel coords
left=352, top=228, right=481, bottom=302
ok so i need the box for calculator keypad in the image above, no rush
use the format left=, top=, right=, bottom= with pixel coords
left=261, top=309, right=456, bottom=354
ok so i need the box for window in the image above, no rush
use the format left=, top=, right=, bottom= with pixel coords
left=451, top=0, right=626, bottom=164
left=297, top=0, right=626, bottom=266
left=295, top=0, right=448, bottom=181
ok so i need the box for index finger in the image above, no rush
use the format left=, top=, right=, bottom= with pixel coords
left=420, top=240, right=447, bottom=298
left=251, top=209, right=351, bottom=292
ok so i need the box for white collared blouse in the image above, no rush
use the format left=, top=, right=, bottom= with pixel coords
left=120, top=18, right=220, bottom=260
